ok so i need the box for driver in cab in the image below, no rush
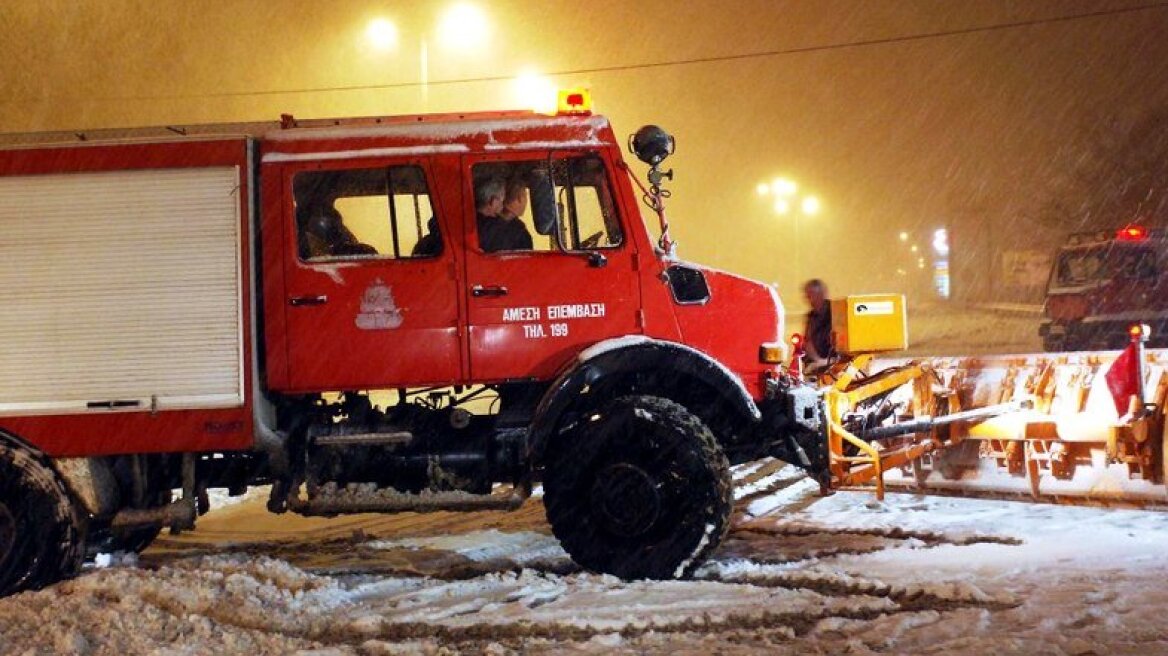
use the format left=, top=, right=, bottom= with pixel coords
left=477, top=177, right=533, bottom=253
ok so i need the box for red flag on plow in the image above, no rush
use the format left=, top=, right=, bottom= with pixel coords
left=1104, top=342, right=1141, bottom=415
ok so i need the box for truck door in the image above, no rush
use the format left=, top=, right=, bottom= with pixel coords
left=279, top=159, right=461, bottom=390
left=462, top=151, right=642, bottom=381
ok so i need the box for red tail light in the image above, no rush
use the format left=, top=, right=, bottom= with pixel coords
left=1117, top=225, right=1148, bottom=241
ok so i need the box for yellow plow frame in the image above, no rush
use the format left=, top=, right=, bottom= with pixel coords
left=821, top=348, right=1168, bottom=505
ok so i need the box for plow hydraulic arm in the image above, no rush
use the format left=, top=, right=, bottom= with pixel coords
left=859, top=400, right=1033, bottom=441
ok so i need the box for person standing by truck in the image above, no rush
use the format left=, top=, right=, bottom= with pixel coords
left=803, top=278, right=835, bottom=368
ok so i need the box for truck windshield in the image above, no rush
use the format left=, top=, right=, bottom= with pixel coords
left=1055, top=245, right=1156, bottom=286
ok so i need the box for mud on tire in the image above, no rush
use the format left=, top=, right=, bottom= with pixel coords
left=543, top=395, right=732, bottom=579
left=0, top=442, right=83, bottom=596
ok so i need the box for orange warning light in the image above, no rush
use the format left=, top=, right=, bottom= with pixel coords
left=556, top=88, right=592, bottom=115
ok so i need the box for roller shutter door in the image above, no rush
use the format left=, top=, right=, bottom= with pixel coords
left=0, top=166, right=244, bottom=414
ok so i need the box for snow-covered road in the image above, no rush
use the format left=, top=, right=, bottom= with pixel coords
left=2, top=459, right=1166, bottom=655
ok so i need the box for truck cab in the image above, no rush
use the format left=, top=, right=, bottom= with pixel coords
left=259, top=111, right=782, bottom=398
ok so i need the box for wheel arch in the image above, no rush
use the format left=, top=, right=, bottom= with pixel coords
left=0, top=427, right=42, bottom=455
left=529, top=336, right=761, bottom=463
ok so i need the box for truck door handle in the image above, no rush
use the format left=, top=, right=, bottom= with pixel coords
left=471, top=285, right=508, bottom=298
left=289, top=294, right=328, bottom=307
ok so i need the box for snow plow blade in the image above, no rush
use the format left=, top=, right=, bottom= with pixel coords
left=818, top=340, right=1167, bottom=506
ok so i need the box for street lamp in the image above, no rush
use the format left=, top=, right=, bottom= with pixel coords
left=755, top=177, right=823, bottom=283
left=365, top=4, right=490, bottom=109
left=801, top=196, right=820, bottom=215
left=366, top=19, right=399, bottom=50
left=437, top=3, right=491, bottom=51
left=512, top=71, right=558, bottom=114
left=771, top=177, right=797, bottom=197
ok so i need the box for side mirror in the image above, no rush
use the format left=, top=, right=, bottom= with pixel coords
left=587, top=252, right=607, bottom=268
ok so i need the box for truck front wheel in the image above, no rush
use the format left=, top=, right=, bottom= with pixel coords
left=543, top=395, right=732, bottom=579
left=0, top=443, right=83, bottom=596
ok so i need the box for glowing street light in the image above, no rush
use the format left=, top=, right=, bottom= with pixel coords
left=366, top=18, right=399, bottom=51
left=898, top=231, right=909, bottom=242
left=512, top=71, right=558, bottom=114
left=771, top=177, right=797, bottom=197
left=366, top=4, right=491, bottom=109
left=437, top=3, right=490, bottom=50
left=755, top=177, right=823, bottom=283
left=801, top=196, right=821, bottom=215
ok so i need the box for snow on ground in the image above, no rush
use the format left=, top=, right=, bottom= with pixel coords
left=3, top=458, right=1166, bottom=655
left=900, top=304, right=1042, bottom=356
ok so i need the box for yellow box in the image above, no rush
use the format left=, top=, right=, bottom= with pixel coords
left=830, top=294, right=908, bottom=354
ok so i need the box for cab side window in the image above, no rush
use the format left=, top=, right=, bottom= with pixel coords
left=471, top=153, right=623, bottom=255
left=293, top=165, right=440, bottom=261
left=553, top=154, right=623, bottom=251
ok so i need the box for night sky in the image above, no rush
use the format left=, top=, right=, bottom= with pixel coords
left=3, top=0, right=1167, bottom=306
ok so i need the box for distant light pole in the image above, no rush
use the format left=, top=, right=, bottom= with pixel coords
left=366, top=3, right=490, bottom=109
left=757, top=177, right=821, bottom=283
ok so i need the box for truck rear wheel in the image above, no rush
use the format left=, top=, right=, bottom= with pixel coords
left=543, top=395, right=732, bottom=579
left=0, top=444, right=83, bottom=596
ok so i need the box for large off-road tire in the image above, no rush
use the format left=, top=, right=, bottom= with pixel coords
left=543, top=395, right=732, bottom=579
left=0, top=443, right=83, bottom=596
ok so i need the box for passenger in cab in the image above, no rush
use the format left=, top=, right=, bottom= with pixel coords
left=298, top=203, right=377, bottom=259
left=411, top=216, right=443, bottom=257
left=477, top=177, right=533, bottom=253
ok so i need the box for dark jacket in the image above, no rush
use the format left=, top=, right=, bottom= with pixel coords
left=477, top=214, right=533, bottom=253
left=804, top=303, right=834, bottom=360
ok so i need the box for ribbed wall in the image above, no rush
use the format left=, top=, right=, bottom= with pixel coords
left=0, top=166, right=244, bottom=413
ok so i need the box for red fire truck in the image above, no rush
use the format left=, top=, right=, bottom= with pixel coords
left=1040, top=225, right=1168, bottom=351
left=0, top=96, right=829, bottom=594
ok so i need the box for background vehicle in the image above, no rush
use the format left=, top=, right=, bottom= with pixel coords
left=1039, top=225, right=1168, bottom=351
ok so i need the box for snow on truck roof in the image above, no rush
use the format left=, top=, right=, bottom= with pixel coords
left=0, top=111, right=613, bottom=154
